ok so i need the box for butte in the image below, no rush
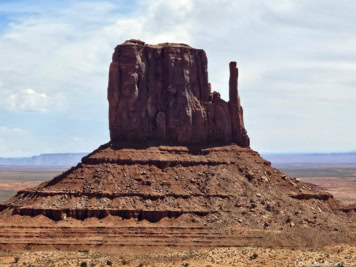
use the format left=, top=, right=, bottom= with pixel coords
left=0, top=39, right=355, bottom=250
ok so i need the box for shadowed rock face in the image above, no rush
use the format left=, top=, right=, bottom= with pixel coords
left=108, top=39, right=250, bottom=147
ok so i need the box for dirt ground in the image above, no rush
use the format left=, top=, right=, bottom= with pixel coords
left=0, top=170, right=62, bottom=202
left=1, top=154, right=355, bottom=266
left=0, top=181, right=42, bottom=192
left=298, top=177, right=356, bottom=205
left=0, top=244, right=355, bottom=266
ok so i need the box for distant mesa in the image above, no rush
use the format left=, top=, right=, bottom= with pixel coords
left=0, top=153, right=88, bottom=166
left=108, top=39, right=250, bottom=147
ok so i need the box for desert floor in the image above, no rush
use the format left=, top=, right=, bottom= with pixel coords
left=0, top=244, right=355, bottom=266
left=0, top=165, right=355, bottom=266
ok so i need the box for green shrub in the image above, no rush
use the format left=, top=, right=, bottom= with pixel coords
left=250, top=253, right=258, bottom=260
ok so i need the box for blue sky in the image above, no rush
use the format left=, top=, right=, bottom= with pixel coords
left=0, top=0, right=355, bottom=156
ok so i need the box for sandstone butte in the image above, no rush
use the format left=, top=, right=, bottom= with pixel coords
left=0, top=39, right=355, bottom=250
left=108, top=40, right=249, bottom=147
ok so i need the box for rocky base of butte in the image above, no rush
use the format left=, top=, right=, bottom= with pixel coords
left=0, top=40, right=355, bottom=250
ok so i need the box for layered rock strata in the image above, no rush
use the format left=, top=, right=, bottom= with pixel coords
left=108, top=39, right=249, bottom=147
left=0, top=143, right=340, bottom=226
left=0, top=40, right=353, bottom=250
left=0, top=40, right=343, bottom=224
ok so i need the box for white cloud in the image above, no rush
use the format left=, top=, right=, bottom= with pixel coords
left=5, top=88, right=48, bottom=112
left=0, top=0, right=355, bottom=155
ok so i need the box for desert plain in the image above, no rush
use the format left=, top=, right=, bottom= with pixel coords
left=0, top=162, right=355, bottom=266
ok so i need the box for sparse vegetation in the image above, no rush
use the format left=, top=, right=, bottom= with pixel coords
left=0, top=246, right=355, bottom=266
left=250, top=253, right=258, bottom=260
left=14, top=256, right=20, bottom=263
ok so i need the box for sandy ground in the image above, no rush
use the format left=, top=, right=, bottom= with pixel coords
left=0, top=180, right=42, bottom=192
left=0, top=181, right=42, bottom=202
left=298, top=177, right=356, bottom=205
left=0, top=245, right=355, bottom=266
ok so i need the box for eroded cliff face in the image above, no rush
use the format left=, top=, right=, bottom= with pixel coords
left=108, top=39, right=250, bottom=147
left=0, top=40, right=352, bottom=250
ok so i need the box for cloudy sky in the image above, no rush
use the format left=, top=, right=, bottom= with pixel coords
left=0, top=0, right=355, bottom=156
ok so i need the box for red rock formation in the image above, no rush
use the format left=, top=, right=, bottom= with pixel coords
left=108, top=39, right=250, bottom=147
left=0, top=40, right=353, bottom=251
